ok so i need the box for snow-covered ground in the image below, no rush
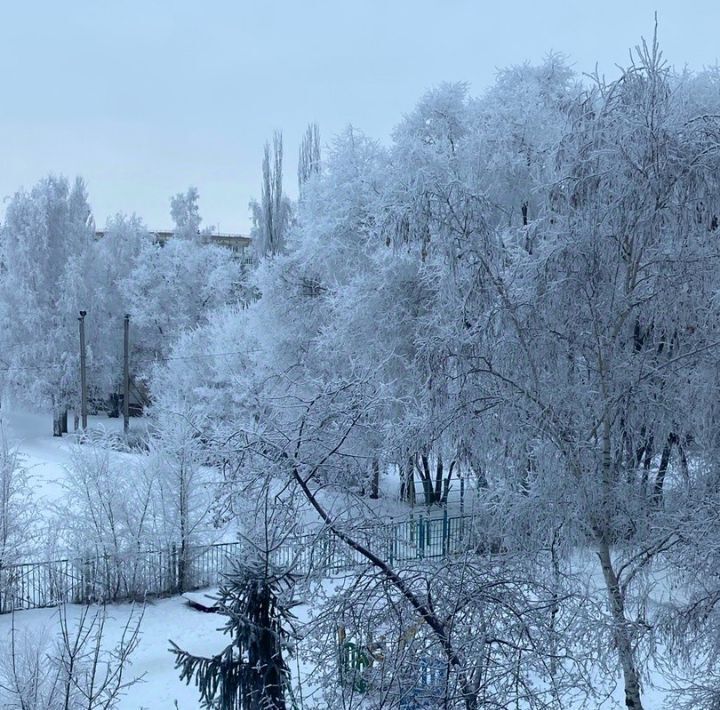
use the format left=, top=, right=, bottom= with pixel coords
left=0, top=595, right=223, bottom=709
left=0, top=584, right=329, bottom=709
left=3, top=407, right=147, bottom=505
left=0, top=408, right=322, bottom=707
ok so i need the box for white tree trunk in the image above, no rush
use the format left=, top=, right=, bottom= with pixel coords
left=597, top=540, right=644, bottom=710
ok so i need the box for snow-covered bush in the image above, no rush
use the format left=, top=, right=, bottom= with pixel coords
left=0, top=423, right=36, bottom=566
left=0, top=604, right=143, bottom=709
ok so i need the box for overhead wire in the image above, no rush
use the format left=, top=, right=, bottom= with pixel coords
left=0, top=348, right=261, bottom=375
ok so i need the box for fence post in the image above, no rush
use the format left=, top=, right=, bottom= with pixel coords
left=84, top=557, right=92, bottom=603
left=178, top=543, right=186, bottom=594
left=418, top=516, right=424, bottom=560
left=171, top=543, right=178, bottom=593
left=103, top=552, right=112, bottom=602
left=389, top=523, right=395, bottom=567
left=443, top=508, right=448, bottom=556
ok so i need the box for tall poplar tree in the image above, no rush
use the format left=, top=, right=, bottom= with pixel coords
left=297, top=122, right=321, bottom=194
left=250, top=131, right=292, bottom=257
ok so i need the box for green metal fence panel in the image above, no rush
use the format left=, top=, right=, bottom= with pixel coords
left=0, top=513, right=482, bottom=613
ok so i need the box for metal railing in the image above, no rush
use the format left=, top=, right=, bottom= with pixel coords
left=0, top=512, right=493, bottom=613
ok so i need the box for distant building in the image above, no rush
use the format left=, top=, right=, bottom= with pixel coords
left=95, top=229, right=253, bottom=259
left=202, top=232, right=252, bottom=254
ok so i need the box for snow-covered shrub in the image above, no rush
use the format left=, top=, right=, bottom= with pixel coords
left=0, top=604, right=143, bottom=709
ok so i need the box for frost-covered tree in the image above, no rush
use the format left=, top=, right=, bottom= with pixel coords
left=250, top=131, right=292, bottom=257
left=170, top=186, right=203, bottom=240
left=59, top=442, right=159, bottom=599
left=120, top=189, right=243, bottom=371
left=122, top=237, right=242, bottom=366
left=0, top=422, right=35, bottom=568
left=86, top=213, right=149, bottom=398
left=297, top=122, right=321, bottom=194
left=467, top=39, right=720, bottom=708
left=0, top=175, right=94, bottom=435
left=57, top=419, right=220, bottom=598
left=145, top=408, right=219, bottom=591
left=146, top=32, right=720, bottom=709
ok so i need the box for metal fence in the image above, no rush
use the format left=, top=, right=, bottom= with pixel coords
left=0, top=512, right=490, bottom=614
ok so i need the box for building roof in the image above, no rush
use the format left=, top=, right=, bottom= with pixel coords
left=95, top=229, right=252, bottom=250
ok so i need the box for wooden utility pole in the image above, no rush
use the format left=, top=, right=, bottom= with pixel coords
left=79, top=310, right=88, bottom=430
left=123, top=314, right=130, bottom=435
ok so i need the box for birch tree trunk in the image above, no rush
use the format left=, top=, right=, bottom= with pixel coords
left=597, top=540, right=644, bottom=710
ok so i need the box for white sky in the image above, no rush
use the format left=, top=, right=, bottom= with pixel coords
left=1, top=0, right=718, bottom=234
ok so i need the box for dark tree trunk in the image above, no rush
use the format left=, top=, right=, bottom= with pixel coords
left=442, top=461, right=456, bottom=504
left=678, top=439, right=690, bottom=481
left=403, top=457, right=416, bottom=506
left=417, top=454, right=436, bottom=506
left=434, top=454, right=444, bottom=502
left=639, top=434, right=654, bottom=491
left=370, top=459, right=380, bottom=499
left=653, top=433, right=678, bottom=505
left=53, top=410, right=63, bottom=437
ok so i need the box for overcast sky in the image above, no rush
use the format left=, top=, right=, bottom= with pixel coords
left=1, top=1, right=718, bottom=234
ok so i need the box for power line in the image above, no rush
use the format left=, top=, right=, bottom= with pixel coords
left=133, top=349, right=261, bottom=365
left=0, top=349, right=261, bottom=375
